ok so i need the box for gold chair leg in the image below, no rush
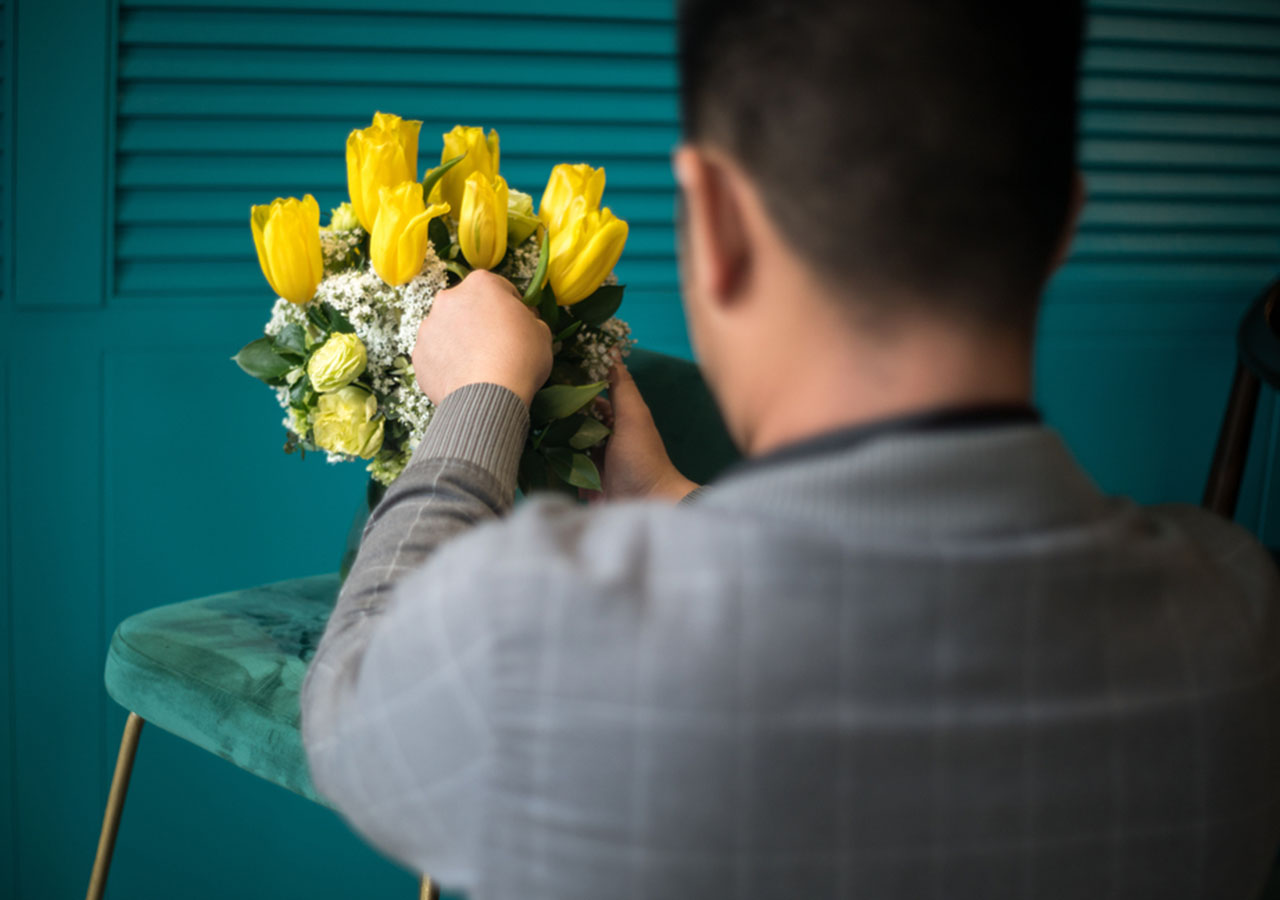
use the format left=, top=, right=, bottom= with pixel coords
left=419, top=875, right=438, bottom=899
left=86, top=712, right=145, bottom=900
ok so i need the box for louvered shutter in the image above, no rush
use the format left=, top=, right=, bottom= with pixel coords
left=0, top=0, right=7, bottom=304
left=1062, top=0, right=1280, bottom=290
left=114, top=0, right=686, bottom=348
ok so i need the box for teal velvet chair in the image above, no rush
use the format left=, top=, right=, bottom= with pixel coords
left=88, top=348, right=739, bottom=900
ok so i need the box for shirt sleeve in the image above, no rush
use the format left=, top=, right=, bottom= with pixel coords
left=299, top=381, right=529, bottom=886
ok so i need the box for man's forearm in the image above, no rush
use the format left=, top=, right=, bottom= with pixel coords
left=301, top=382, right=529, bottom=758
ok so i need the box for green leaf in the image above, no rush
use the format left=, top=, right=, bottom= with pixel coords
left=537, top=414, right=588, bottom=449
left=233, top=337, right=294, bottom=384
left=443, top=258, right=472, bottom=282
left=305, top=303, right=331, bottom=333
left=569, top=284, right=625, bottom=327
left=545, top=447, right=603, bottom=492
left=420, top=154, right=465, bottom=203
left=530, top=381, right=607, bottom=425
left=522, top=227, right=551, bottom=307
left=288, top=371, right=312, bottom=406
left=569, top=417, right=612, bottom=450
left=273, top=323, right=307, bottom=358
left=326, top=303, right=356, bottom=334
left=517, top=445, right=549, bottom=496
left=538, top=282, right=560, bottom=330
left=554, top=320, right=583, bottom=343
left=428, top=217, right=451, bottom=258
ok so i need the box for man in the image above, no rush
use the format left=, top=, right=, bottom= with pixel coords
left=301, top=0, right=1280, bottom=896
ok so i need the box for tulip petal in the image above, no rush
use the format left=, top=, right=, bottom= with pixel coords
left=487, top=128, right=500, bottom=175
left=250, top=203, right=282, bottom=298
left=345, top=130, right=367, bottom=230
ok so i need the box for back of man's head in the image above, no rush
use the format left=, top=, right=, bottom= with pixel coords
left=679, top=0, right=1085, bottom=333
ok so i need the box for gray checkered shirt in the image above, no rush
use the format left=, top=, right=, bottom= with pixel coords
left=301, top=382, right=1280, bottom=899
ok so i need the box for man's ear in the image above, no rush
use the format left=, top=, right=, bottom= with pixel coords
left=1050, top=170, right=1087, bottom=273
left=672, top=144, right=750, bottom=307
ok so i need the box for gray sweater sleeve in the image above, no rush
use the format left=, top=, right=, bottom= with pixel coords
left=299, top=381, right=529, bottom=883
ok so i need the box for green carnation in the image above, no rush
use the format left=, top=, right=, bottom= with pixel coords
left=307, top=332, right=367, bottom=393
left=313, top=386, right=383, bottom=459
left=326, top=201, right=361, bottom=232
left=506, top=189, right=539, bottom=246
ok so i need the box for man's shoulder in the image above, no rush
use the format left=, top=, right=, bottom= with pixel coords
left=1145, top=501, right=1273, bottom=560
left=1142, top=501, right=1280, bottom=598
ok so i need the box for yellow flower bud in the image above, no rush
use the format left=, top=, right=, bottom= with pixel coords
left=346, top=111, right=422, bottom=232
left=370, top=181, right=450, bottom=286
left=313, top=385, right=384, bottom=459
left=547, top=204, right=629, bottom=306
left=506, top=188, right=539, bottom=246
left=458, top=171, right=509, bottom=271
left=306, top=332, right=367, bottom=393
left=430, top=125, right=500, bottom=217
left=539, top=163, right=606, bottom=236
left=250, top=194, right=323, bottom=305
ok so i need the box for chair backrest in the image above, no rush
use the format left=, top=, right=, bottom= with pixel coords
left=1202, top=279, right=1280, bottom=518
left=1238, top=280, right=1280, bottom=392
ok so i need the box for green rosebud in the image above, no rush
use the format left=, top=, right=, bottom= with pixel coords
left=326, top=201, right=362, bottom=232
left=506, top=188, right=539, bottom=246
left=307, top=332, right=367, bottom=393
left=313, top=385, right=384, bottom=459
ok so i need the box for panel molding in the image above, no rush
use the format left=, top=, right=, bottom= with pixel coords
left=0, top=354, right=15, bottom=899
left=13, top=0, right=111, bottom=307
left=9, top=346, right=107, bottom=898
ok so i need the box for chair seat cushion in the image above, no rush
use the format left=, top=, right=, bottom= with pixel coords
left=104, top=573, right=340, bottom=803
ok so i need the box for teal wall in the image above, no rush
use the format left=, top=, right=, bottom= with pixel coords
left=2, top=0, right=1278, bottom=897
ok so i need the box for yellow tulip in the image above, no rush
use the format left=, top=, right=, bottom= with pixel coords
left=250, top=194, right=323, bottom=305
left=539, top=163, right=606, bottom=236
left=370, top=181, right=450, bottom=286
left=430, top=125, right=500, bottom=217
left=458, top=171, right=509, bottom=271
left=346, top=111, right=422, bottom=232
left=547, top=203, right=628, bottom=305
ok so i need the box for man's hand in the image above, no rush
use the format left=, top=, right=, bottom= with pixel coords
left=413, top=270, right=553, bottom=408
left=598, top=357, right=699, bottom=502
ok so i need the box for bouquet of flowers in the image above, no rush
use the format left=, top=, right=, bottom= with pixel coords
left=234, top=112, right=633, bottom=494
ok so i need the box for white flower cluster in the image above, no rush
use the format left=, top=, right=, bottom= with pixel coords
left=576, top=317, right=633, bottom=382
left=319, top=227, right=364, bottom=275
left=494, top=236, right=543, bottom=294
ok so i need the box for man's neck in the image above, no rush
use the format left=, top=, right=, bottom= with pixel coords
left=741, top=323, right=1035, bottom=459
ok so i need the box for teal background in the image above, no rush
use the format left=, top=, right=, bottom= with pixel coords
left=2, top=0, right=1279, bottom=897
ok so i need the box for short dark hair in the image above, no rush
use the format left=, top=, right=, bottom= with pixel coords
left=679, top=0, right=1084, bottom=331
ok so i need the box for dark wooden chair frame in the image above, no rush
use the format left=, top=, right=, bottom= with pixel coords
left=1204, top=279, right=1280, bottom=519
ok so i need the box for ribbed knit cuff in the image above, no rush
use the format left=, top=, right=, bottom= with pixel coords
left=411, top=382, right=530, bottom=488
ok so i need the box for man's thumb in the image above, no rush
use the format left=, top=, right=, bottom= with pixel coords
left=608, top=357, right=649, bottom=425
